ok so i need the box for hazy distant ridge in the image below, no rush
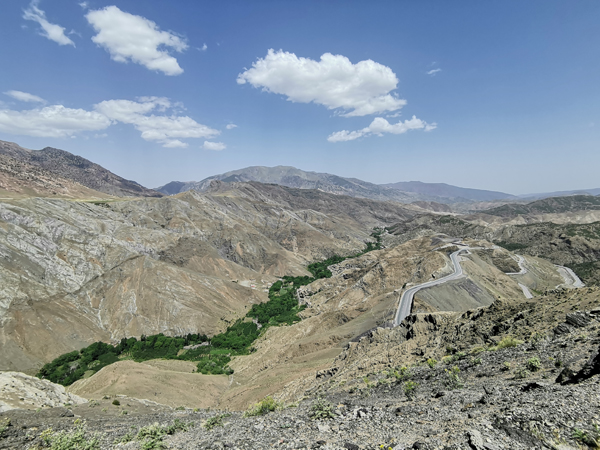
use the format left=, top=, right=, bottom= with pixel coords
left=381, top=180, right=515, bottom=201
left=156, top=165, right=515, bottom=203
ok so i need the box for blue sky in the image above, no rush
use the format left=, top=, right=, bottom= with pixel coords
left=0, top=1, right=599, bottom=194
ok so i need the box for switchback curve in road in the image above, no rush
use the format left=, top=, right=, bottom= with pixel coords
left=393, top=249, right=466, bottom=326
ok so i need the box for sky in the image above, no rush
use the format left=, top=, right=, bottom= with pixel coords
left=0, top=1, right=599, bottom=195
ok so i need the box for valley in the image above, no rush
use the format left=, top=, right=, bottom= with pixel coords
left=0, top=144, right=599, bottom=449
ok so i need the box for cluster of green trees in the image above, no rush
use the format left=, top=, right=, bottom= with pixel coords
left=38, top=229, right=385, bottom=384
left=37, top=334, right=208, bottom=385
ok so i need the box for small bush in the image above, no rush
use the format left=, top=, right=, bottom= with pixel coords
left=203, top=414, right=229, bottom=430
left=39, top=420, right=100, bottom=450
left=309, top=397, right=335, bottom=420
left=501, top=362, right=511, bottom=371
left=116, top=432, right=135, bottom=444
left=471, top=357, right=482, bottom=366
left=426, top=358, right=438, bottom=368
left=452, top=352, right=467, bottom=362
left=112, top=399, right=120, bottom=406
left=495, top=336, right=523, bottom=350
left=404, top=380, right=418, bottom=400
left=514, top=367, right=529, bottom=379
left=244, top=396, right=280, bottom=417
left=0, top=418, right=10, bottom=438
left=137, top=423, right=166, bottom=450
left=445, top=366, right=463, bottom=389
left=572, top=427, right=599, bottom=447
left=526, top=357, right=541, bottom=372
left=164, top=419, right=192, bottom=435
left=392, top=366, right=410, bottom=381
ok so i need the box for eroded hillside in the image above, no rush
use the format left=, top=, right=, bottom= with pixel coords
left=0, top=183, right=417, bottom=373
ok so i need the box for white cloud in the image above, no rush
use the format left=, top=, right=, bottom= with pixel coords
left=225, top=123, right=237, bottom=130
left=0, top=95, right=218, bottom=147
left=327, top=116, right=436, bottom=143
left=86, top=6, right=188, bottom=76
left=162, top=139, right=188, bottom=148
left=200, top=43, right=207, bottom=51
left=203, top=141, right=226, bottom=151
left=4, top=90, right=46, bottom=103
left=0, top=105, right=111, bottom=138
left=23, top=1, right=75, bottom=47
left=237, top=49, right=406, bottom=117
left=426, top=68, right=442, bottom=76
left=95, top=97, right=219, bottom=147
left=79, top=2, right=89, bottom=9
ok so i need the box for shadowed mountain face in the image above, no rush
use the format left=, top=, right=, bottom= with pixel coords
left=0, top=140, right=162, bottom=198
left=156, top=165, right=515, bottom=204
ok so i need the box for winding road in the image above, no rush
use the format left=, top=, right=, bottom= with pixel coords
left=392, top=246, right=586, bottom=327
left=393, top=249, right=466, bottom=326
left=556, top=265, right=585, bottom=288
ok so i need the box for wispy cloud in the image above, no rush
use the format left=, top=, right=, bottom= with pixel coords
left=95, top=97, right=219, bottom=147
left=86, top=6, right=188, bottom=76
left=203, top=141, right=226, bottom=151
left=225, top=123, right=237, bottom=130
left=327, top=116, right=436, bottom=142
left=23, top=0, right=75, bottom=47
left=426, top=68, right=442, bottom=76
left=0, top=95, right=219, bottom=147
left=200, top=43, right=208, bottom=51
left=0, top=105, right=110, bottom=138
left=4, top=90, right=46, bottom=104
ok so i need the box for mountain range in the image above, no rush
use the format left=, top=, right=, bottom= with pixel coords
left=156, top=165, right=517, bottom=204
left=2, top=140, right=597, bottom=205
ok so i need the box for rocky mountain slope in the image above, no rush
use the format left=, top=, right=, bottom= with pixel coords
left=0, top=140, right=161, bottom=198
left=0, top=153, right=109, bottom=199
left=1, top=287, right=598, bottom=449
left=0, top=182, right=418, bottom=374
left=156, top=166, right=515, bottom=204
left=0, top=372, right=87, bottom=413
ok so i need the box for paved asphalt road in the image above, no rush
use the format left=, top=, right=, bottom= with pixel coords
left=393, top=249, right=466, bottom=326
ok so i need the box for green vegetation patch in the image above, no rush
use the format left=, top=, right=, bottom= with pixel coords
left=37, top=334, right=208, bottom=386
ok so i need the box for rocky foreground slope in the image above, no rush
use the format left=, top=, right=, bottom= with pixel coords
left=1, top=287, right=599, bottom=449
